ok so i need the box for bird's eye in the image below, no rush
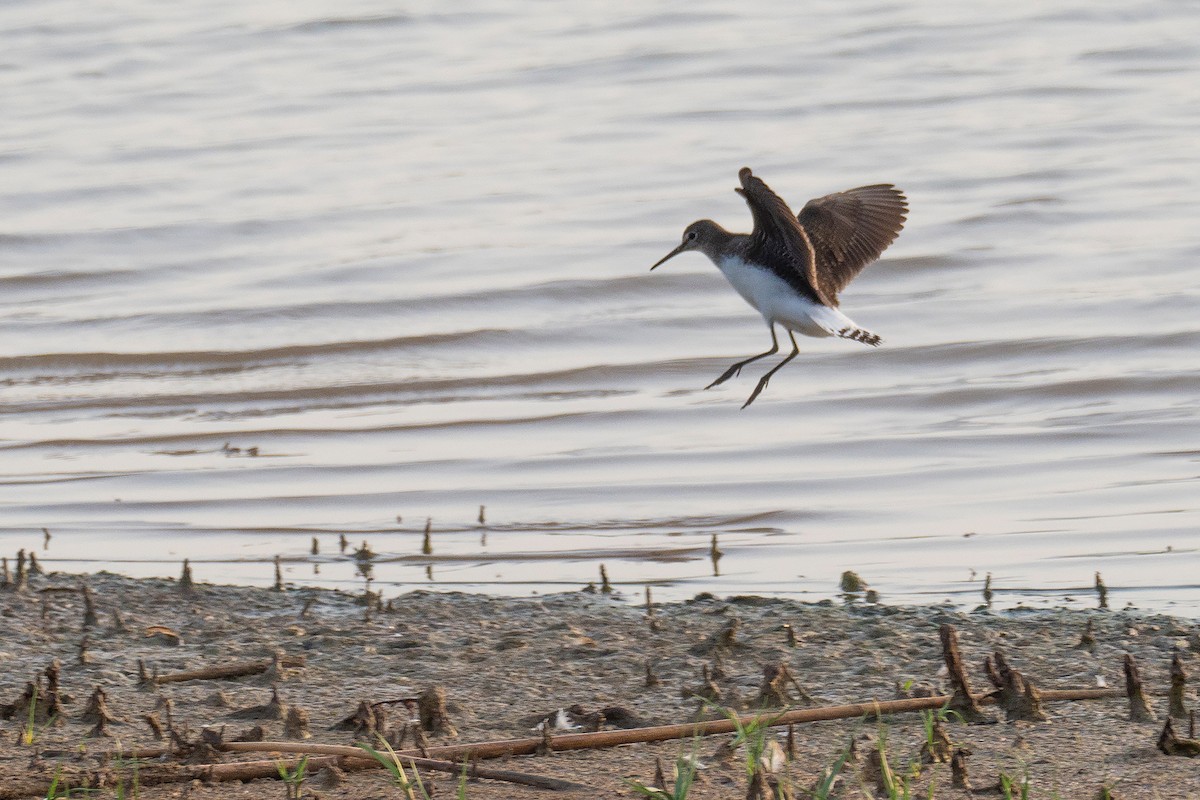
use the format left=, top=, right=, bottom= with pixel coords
left=687, top=231, right=697, bottom=241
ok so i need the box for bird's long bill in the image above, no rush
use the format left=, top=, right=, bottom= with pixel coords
left=650, top=242, right=687, bottom=271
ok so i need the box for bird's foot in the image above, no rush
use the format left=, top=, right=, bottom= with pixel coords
left=705, top=364, right=742, bottom=390
left=741, top=376, right=771, bottom=409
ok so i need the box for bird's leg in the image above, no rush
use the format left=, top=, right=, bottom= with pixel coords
left=705, top=326, right=779, bottom=390
left=742, top=332, right=800, bottom=409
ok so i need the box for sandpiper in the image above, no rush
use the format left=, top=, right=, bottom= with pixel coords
left=651, top=167, right=907, bottom=407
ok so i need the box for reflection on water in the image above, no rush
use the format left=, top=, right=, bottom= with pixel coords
left=1, top=0, right=1198, bottom=613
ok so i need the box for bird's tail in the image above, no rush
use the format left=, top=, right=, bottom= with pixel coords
left=808, top=304, right=882, bottom=347
left=837, top=326, right=882, bottom=347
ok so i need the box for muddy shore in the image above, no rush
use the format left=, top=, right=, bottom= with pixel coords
left=0, top=568, right=1197, bottom=799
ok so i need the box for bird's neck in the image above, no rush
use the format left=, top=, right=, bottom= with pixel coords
left=697, top=226, right=744, bottom=263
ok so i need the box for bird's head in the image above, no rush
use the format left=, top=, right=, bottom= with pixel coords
left=650, top=219, right=725, bottom=270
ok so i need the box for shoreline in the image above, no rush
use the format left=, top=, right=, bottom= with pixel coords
left=1, top=569, right=1197, bottom=798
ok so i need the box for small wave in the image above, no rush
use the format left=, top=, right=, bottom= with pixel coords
left=0, top=328, right=516, bottom=374
left=0, top=269, right=141, bottom=291
left=284, top=14, right=412, bottom=33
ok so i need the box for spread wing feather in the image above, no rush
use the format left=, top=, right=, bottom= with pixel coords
left=797, top=184, right=908, bottom=303
left=735, top=168, right=907, bottom=307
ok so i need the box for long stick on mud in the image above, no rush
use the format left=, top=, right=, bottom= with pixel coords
left=0, top=751, right=578, bottom=798
left=457, top=688, right=1119, bottom=760
left=229, top=687, right=1119, bottom=765
left=208, top=753, right=588, bottom=796
left=144, top=655, right=306, bottom=685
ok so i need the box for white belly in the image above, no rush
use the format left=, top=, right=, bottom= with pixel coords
left=715, top=255, right=852, bottom=338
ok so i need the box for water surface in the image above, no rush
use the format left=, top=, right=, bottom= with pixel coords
left=2, top=1, right=1198, bottom=613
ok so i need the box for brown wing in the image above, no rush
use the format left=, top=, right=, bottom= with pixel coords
left=797, top=185, right=907, bottom=304
left=735, top=167, right=826, bottom=305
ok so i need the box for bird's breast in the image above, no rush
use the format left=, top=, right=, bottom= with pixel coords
left=714, top=255, right=835, bottom=338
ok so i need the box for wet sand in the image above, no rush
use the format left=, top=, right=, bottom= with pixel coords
left=0, top=569, right=1197, bottom=799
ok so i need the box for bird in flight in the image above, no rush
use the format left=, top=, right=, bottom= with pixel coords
left=651, top=167, right=907, bottom=408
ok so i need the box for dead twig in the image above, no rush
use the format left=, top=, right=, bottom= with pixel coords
left=940, top=623, right=991, bottom=722
left=1124, top=653, right=1156, bottom=722
left=217, top=743, right=583, bottom=789
left=1169, top=652, right=1188, bottom=719
left=986, top=651, right=1047, bottom=722
left=143, top=656, right=305, bottom=686
left=1158, top=718, right=1200, bottom=757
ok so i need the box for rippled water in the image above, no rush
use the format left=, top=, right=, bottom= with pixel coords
left=2, top=1, right=1198, bottom=613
